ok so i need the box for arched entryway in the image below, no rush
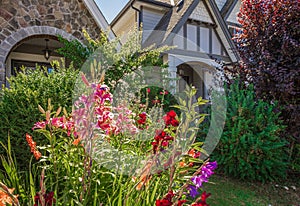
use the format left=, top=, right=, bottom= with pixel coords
left=6, top=35, right=65, bottom=77
left=0, top=26, right=78, bottom=87
left=176, top=61, right=216, bottom=100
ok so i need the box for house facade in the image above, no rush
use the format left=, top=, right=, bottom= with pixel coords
left=0, top=0, right=112, bottom=87
left=111, top=0, right=241, bottom=98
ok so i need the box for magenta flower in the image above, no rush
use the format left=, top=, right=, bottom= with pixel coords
left=191, top=175, right=208, bottom=188
left=51, top=117, right=65, bottom=128
left=32, top=121, right=47, bottom=130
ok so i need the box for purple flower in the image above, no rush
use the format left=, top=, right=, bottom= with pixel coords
left=189, top=161, right=217, bottom=198
left=188, top=185, right=200, bottom=198
left=191, top=175, right=207, bottom=188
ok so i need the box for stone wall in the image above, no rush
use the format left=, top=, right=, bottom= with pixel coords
left=0, top=0, right=104, bottom=87
left=0, top=0, right=102, bottom=44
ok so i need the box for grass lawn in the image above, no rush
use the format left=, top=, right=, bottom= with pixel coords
left=203, top=174, right=300, bottom=206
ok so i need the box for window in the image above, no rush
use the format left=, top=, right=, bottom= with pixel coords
left=173, top=27, right=184, bottom=49
left=199, top=27, right=210, bottom=53
left=212, top=30, right=221, bottom=55
left=173, top=21, right=227, bottom=56
left=11, top=59, right=53, bottom=76
left=186, top=24, right=197, bottom=51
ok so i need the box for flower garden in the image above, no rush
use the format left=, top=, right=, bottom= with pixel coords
left=0, top=0, right=299, bottom=205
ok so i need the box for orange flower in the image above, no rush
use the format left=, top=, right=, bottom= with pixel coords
left=0, top=183, right=18, bottom=206
left=188, top=148, right=201, bottom=158
left=26, top=134, right=41, bottom=160
left=33, top=150, right=42, bottom=160
left=179, top=161, right=186, bottom=167
left=72, top=137, right=81, bottom=146
left=135, top=161, right=152, bottom=190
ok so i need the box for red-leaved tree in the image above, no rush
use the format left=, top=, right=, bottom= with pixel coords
left=234, top=0, right=300, bottom=144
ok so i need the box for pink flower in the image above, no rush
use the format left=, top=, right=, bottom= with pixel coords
left=112, top=106, right=138, bottom=135
left=152, top=99, right=160, bottom=104
left=51, top=117, right=65, bottom=128
left=160, top=90, right=169, bottom=95
left=32, top=121, right=47, bottom=130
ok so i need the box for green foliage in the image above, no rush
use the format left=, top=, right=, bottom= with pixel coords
left=0, top=83, right=207, bottom=205
left=0, top=136, right=26, bottom=202
left=0, top=64, right=79, bottom=170
left=139, top=86, right=179, bottom=114
left=57, top=27, right=169, bottom=88
left=56, top=36, right=92, bottom=69
left=202, top=80, right=288, bottom=182
left=56, top=30, right=106, bottom=69
left=236, top=0, right=300, bottom=146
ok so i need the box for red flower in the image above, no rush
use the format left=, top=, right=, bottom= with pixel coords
left=191, top=191, right=211, bottom=206
left=188, top=149, right=201, bottom=158
left=34, top=191, right=55, bottom=206
left=156, top=191, right=186, bottom=206
left=163, top=110, right=179, bottom=127
left=160, top=90, right=169, bottom=95
left=152, top=99, right=161, bottom=104
left=152, top=130, right=174, bottom=153
left=156, top=191, right=174, bottom=206
left=156, top=199, right=172, bottom=206
left=177, top=199, right=187, bottom=206
left=167, top=110, right=177, bottom=118
left=137, top=112, right=147, bottom=125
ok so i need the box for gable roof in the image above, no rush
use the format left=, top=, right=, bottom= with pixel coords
left=83, top=0, right=115, bottom=40
left=220, top=0, right=238, bottom=19
left=143, top=0, right=239, bottom=62
left=143, top=0, right=200, bottom=47
left=215, top=0, right=228, bottom=10
left=111, top=0, right=172, bottom=28
left=207, top=0, right=239, bottom=61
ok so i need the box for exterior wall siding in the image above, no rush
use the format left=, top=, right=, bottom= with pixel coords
left=190, top=1, right=214, bottom=24
left=227, top=1, right=241, bottom=25
left=142, top=8, right=164, bottom=41
left=215, top=0, right=227, bottom=10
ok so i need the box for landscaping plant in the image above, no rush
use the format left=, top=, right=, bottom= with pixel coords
left=57, top=27, right=170, bottom=89
left=202, top=80, right=288, bottom=182
left=0, top=63, right=79, bottom=170
left=0, top=65, right=217, bottom=205
left=234, top=0, right=300, bottom=174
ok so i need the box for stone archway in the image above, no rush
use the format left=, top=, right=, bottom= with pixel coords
left=0, top=26, right=78, bottom=86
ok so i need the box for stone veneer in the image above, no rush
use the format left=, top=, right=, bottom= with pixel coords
left=0, top=0, right=104, bottom=87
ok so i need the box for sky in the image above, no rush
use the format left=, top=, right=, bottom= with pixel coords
left=95, top=0, right=130, bottom=23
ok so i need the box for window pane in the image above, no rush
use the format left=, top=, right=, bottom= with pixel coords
left=173, top=26, right=184, bottom=49
left=186, top=24, right=197, bottom=51
left=200, top=27, right=210, bottom=53
left=212, top=30, right=221, bottom=55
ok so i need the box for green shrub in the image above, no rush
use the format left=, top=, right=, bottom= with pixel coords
left=201, top=80, right=288, bottom=182
left=139, top=86, right=179, bottom=114
left=0, top=64, right=79, bottom=169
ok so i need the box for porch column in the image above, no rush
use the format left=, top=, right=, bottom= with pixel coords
left=166, top=55, right=178, bottom=94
